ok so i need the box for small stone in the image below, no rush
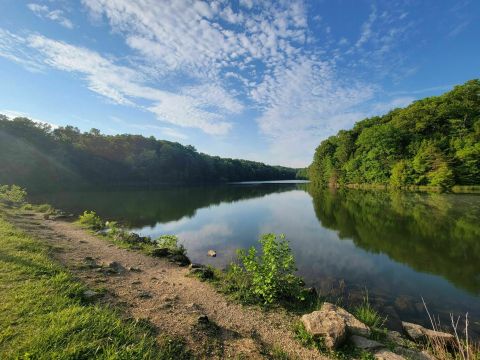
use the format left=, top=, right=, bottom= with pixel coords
left=374, top=349, right=406, bottom=360
left=83, top=290, right=100, bottom=299
left=207, top=250, right=217, bottom=257
left=131, top=280, right=141, bottom=285
left=138, top=291, right=152, bottom=299
left=128, top=267, right=142, bottom=272
left=197, top=314, right=209, bottom=324
left=151, top=247, right=170, bottom=257
left=106, top=261, right=126, bottom=274
left=350, top=335, right=384, bottom=350
left=189, top=263, right=204, bottom=269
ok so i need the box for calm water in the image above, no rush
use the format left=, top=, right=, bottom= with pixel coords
left=31, top=183, right=480, bottom=335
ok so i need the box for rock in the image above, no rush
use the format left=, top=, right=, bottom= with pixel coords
left=83, top=256, right=100, bottom=268
left=106, top=261, right=126, bottom=274
left=83, top=290, right=100, bottom=300
left=333, top=304, right=371, bottom=337
left=128, top=266, right=142, bottom=272
left=301, top=305, right=348, bottom=349
left=374, top=349, right=406, bottom=360
left=350, top=335, right=384, bottom=350
left=151, top=247, right=170, bottom=257
left=385, top=330, right=415, bottom=348
left=189, top=263, right=204, bottom=269
left=137, top=291, right=152, bottom=299
left=170, top=253, right=190, bottom=266
left=190, top=267, right=214, bottom=280
left=197, top=315, right=209, bottom=324
left=402, top=322, right=454, bottom=344
left=207, top=250, right=217, bottom=257
left=394, top=347, right=436, bottom=360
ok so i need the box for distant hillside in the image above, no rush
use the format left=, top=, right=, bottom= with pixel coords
left=308, top=79, right=480, bottom=188
left=0, top=117, right=296, bottom=191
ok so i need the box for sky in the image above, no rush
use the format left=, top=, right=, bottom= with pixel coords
left=0, top=1, right=479, bottom=167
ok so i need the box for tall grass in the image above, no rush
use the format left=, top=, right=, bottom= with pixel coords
left=422, top=298, right=479, bottom=360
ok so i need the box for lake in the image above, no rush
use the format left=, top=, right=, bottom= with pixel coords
left=31, top=182, right=480, bottom=335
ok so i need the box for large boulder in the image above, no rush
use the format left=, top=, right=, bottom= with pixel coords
left=332, top=304, right=371, bottom=337
left=402, top=322, right=454, bottom=344
left=301, top=303, right=348, bottom=349
left=300, top=302, right=371, bottom=349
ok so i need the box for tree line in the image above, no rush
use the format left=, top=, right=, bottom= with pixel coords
left=0, top=117, right=297, bottom=191
left=308, top=79, right=480, bottom=188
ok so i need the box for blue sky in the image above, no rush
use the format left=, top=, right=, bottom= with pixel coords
left=0, top=0, right=478, bottom=167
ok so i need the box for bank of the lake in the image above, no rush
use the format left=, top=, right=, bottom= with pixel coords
left=29, top=182, right=480, bottom=339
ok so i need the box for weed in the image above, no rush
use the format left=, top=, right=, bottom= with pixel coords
left=353, top=291, right=387, bottom=329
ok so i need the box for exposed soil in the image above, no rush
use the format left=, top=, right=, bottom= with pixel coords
left=6, top=210, right=326, bottom=360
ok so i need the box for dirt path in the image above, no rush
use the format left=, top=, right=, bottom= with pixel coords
left=7, top=211, right=325, bottom=360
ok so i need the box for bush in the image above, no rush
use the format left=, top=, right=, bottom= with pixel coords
left=78, top=211, right=104, bottom=231
left=0, top=185, right=27, bottom=204
left=231, top=233, right=304, bottom=305
left=155, top=235, right=186, bottom=255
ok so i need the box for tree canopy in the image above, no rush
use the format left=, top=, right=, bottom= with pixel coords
left=0, top=117, right=296, bottom=191
left=308, top=79, right=480, bottom=188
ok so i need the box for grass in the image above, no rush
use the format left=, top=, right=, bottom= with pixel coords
left=0, top=208, right=193, bottom=359
left=353, top=292, right=387, bottom=330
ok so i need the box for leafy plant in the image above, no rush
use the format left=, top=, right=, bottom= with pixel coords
left=78, top=210, right=104, bottom=231
left=155, top=235, right=186, bottom=255
left=233, top=233, right=304, bottom=305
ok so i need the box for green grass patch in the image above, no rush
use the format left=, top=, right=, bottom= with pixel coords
left=0, top=210, right=192, bottom=359
left=353, top=292, right=387, bottom=330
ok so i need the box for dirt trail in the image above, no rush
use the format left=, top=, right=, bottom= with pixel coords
left=7, top=211, right=325, bottom=360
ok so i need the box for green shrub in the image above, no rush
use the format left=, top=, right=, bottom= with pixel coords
left=78, top=210, right=104, bottom=230
left=155, top=235, right=186, bottom=255
left=232, top=233, right=304, bottom=305
left=0, top=184, right=27, bottom=204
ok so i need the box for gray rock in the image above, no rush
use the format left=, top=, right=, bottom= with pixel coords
left=350, top=335, right=384, bottom=350
left=332, top=304, right=371, bottom=337
left=207, top=250, right=217, bottom=257
left=151, top=247, right=170, bottom=257
left=394, top=347, right=436, bottom=360
left=137, top=291, right=152, bottom=299
left=374, top=349, right=406, bottom=360
left=83, top=256, right=100, bottom=269
left=190, top=267, right=214, bottom=280
left=83, top=290, right=100, bottom=299
left=197, top=314, right=209, bottom=324
left=106, top=261, right=126, bottom=274
left=189, top=263, right=204, bottom=269
left=402, top=322, right=454, bottom=344
left=301, top=304, right=348, bottom=349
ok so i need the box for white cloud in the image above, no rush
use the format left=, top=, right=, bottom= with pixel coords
left=3, top=0, right=419, bottom=166
left=27, top=3, right=74, bottom=29
left=0, top=32, right=240, bottom=135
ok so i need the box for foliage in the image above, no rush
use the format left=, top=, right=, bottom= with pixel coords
left=0, top=116, right=297, bottom=191
left=309, top=80, right=480, bottom=189
left=0, top=213, right=192, bottom=359
left=155, top=234, right=186, bottom=255
left=78, top=210, right=104, bottom=230
left=227, top=234, right=305, bottom=305
left=0, top=184, right=27, bottom=204
left=353, top=292, right=387, bottom=329
left=293, top=322, right=325, bottom=351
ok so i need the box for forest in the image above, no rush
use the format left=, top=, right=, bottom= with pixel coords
left=0, top=116, right=297, bottom=191
left=308, top=79, right=480, bottom=188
